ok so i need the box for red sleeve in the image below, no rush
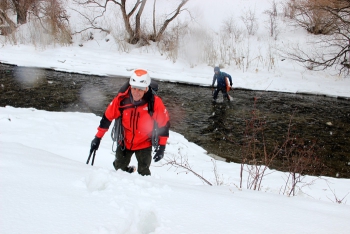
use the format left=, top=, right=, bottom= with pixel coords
left=95, top=95, right=122, bottom=138
left=104, top=97, right=122, bottom=121
left=153, top=96, right=170, bottom=146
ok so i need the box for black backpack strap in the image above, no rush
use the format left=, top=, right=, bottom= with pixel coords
left=118, top=81, right=130, bottom=93
left=148, top=93, right=154, bottom=116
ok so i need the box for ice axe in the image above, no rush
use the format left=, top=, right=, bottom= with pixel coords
left=86, top=149, right=97, bottom=166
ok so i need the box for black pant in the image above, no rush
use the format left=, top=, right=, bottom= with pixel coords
left=213, top=87, right=228, bottom=100
left=113, top=146, right=152, bottom=176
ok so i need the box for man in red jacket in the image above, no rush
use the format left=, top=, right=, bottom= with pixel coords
left=89, top=69, right=170, bottom=176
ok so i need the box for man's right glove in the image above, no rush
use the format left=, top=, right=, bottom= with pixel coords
left=90, top=136, right=101, bottom=152
left=153, top=145, right=165, bottom=162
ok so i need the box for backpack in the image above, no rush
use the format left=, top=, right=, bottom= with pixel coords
left=216, top=72, right=230, bottom=87
left=111, top=80, right=159, bottom=152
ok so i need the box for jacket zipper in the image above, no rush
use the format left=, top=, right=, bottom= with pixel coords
left=130, top=106, right=139, bottom=149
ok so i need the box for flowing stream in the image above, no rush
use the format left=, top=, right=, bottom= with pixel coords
left=1, top=63, right=349, bottom=178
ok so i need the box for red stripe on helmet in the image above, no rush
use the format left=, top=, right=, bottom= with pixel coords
left=134, top=69, right=148, bottom=76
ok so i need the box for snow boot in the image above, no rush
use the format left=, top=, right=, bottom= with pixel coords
left=126, top=165, right=137, bottom=173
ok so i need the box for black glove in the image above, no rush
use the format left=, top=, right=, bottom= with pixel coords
left=153, top=145, right=165, bottom=162
left=90, top=137, right=101, bottom=152
left=230, top=83, right=233, bottom=86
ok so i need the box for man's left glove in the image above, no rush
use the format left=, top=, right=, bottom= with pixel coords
left=153, top=145, right=165, bottom=162
left=90, top=136, right=101, bottom=152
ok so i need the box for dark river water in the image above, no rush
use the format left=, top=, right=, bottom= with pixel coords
left=1, top=63, right=349, bottom=178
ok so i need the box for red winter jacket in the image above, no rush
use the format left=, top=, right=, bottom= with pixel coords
left=95, top=86, right=170, bottom=150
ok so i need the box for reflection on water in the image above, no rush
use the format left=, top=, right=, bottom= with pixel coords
left=1, top=63, right=350, bottom=178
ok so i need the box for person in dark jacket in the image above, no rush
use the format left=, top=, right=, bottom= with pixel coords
left=89, top=69, right=170, bottom=176
left=211, top=66, right=232, bottom=102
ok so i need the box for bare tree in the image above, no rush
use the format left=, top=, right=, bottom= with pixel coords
left=239, top=105, right=278, bottom=190
left=12, top=0, right=37, bottom=24
left=0, top=0, right=70, bottom=39
left=289, top=0, right=338, bottom=35
left=149, top=0, right=189, bottom=42
left=240, top=7, right=259, bottom=36
left=31, top=0, right=71, bottom=43
left=0, top=1, right=17, bottom=35
left=221, top=16, right=244, bottom=43
left=283, top=0, right=350, bottom=75
left=74, top=0, right=190, bottom=45
left=283, top=0, right=296, bottom=19
left=152, top=0, right=157, bottom=39
left=281, top=134, right=321, bottom=196
left=264, top=0, right=279, bottom=39
left=0, top=0, right=10, bottom=21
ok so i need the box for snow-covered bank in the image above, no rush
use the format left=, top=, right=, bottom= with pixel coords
left=1, top=106, right=350, bottom=233
left=1, top=43, right=350, bottom=99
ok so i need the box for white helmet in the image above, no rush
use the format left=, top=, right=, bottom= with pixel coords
left=129, top=69, right=151, bottom=90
